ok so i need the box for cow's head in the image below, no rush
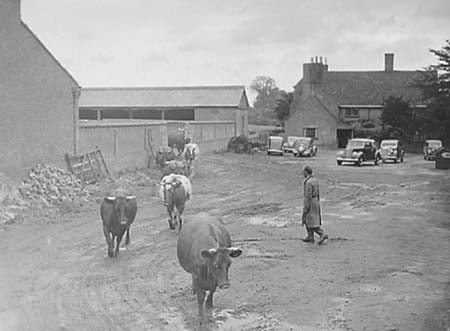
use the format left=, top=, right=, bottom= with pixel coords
left=160, top=178, right=182, bottom=206
left=105, top=195, right=136, bottom=225
left=200, top=247, right=243, bottom=289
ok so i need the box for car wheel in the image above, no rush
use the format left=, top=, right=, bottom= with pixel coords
left=356, top=157, right=363, bottom=167
left=375, top=155, right=381, bottom=165
left=393, top=158, right=397, bottom=163
left=337, top=160, right=342, bottom=166
left=401, top=156, right=404, bottom=162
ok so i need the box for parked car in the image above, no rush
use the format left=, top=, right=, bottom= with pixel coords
left=282, top=136, right=302, bottom=153
left=435, top=147, right=450, bottom=169
left=423, top=139, right=443, bottom=160
left=267, top=136, right=284, bottom=156
left=336, top=138, right=381, bottom=166
left=380, top=139, right=404, bottom=163
left=293, top=137, right=317, bottom=157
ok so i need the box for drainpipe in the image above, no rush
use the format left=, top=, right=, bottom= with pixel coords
left=72, top=87, right=81, bottom=155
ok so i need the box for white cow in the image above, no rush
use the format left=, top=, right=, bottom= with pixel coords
left=159, top=174, right=192, bottom=234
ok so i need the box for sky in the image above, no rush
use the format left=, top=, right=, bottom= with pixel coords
left=22, top=0, right=450, bottom=97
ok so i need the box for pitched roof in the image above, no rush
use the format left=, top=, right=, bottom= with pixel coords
left=21, top=22, right=79, bottom=87
left=79, top=86, right=249, bottom=108
left=321, top=70, right=424, bottom=106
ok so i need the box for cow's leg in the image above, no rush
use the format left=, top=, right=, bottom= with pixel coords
left=125, top=227, right=131, bottom=246
left=196, top=287, right=206, bottom=321
left=191, top=275, right=197, bottom=295
left=114, top=232, right=125, bottom=258
left=167, top=206, right=175, bottom=230
left=205, top=286, right=216, bottom=309
left=103, top=226, right=114, bottom=258
left=176, top=203, right=185, bottom=234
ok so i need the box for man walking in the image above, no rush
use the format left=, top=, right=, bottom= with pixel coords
left=301, top=165, right=328, bottom=244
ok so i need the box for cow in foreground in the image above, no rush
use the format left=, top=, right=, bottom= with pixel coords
left=177, top=214, right=243, bottom=320
left=100, top=189, right=137, bottom=258
left=159, top=174, right=192, bottom=234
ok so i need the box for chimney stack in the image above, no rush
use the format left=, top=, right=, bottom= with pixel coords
left=385, top=53, right=394, bottom=72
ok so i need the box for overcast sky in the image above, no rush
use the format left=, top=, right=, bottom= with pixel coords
left=22, top=0, right=450, bottom=94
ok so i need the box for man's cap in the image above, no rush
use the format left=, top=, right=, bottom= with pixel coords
left=303, top=165, right=313, bottom=175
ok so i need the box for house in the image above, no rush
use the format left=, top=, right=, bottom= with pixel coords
left=285, top=54, right=425, bottom=147
left=0, top=0, right=80, bottom=179
left=78, top=85, right=249, bottom=136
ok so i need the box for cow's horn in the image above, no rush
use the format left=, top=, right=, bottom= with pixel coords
left=126, top=195, right=136, bottom=200
left=208, top=248, right=218, bottom=255
left=105, top=196, right=116, bottom=201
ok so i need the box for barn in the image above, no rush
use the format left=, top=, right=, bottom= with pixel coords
left=78, top=85, right=249, bottom=137
left=0, top=0, right=80, bottom=179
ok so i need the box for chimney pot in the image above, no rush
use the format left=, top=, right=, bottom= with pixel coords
left=385, top=53, right=394, bottom=72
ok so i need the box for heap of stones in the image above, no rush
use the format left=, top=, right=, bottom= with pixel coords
left=18, top=164, right=91, bottom=208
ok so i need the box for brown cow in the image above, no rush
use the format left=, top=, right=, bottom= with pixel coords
left=176, top=214, right=242, bottom=320
left=100, top=189, right=137, bottom=258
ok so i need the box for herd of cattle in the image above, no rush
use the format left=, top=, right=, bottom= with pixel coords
left=99, top=141, right=242, bottom=322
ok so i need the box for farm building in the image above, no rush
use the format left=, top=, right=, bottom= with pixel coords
left=0, top=0, right=80, bottom=179
left=285, top=54, right=426, bottom=147
left=79, top=85, right=250, bottom=136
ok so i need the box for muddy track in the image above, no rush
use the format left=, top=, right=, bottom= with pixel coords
left=1, top=151, right=449, bottom=331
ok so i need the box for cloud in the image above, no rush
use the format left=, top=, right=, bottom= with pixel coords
left=21, top=0, right=450, bottom=91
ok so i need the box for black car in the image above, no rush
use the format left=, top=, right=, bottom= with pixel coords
left=336, top=138, right=381, bottom=166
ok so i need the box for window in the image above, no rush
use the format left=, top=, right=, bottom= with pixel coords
left=303, top=128, right=317, bottom=139
left=344, top=108, right=359, bottom=118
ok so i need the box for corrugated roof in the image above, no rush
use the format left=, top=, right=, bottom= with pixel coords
left=322, top=70, right=424, bottom=106
left=79, top=86, right=249, bottom=108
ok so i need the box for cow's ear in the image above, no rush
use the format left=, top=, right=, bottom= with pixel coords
left=228, top=247, right=243, bottom=258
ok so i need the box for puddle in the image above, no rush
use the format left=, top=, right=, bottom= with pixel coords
left=214, top=309, right=302, bottom=331
left=245, top=215, right=289, bottom=228
left=359, top=284, right=382, bottom=293
left=243, top=246, right=292, bottom=260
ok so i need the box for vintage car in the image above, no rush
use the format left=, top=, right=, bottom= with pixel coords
left=423, top=139, right=443, bottom=160
left=380, top=139, right=404, bottom=163
left=282, top=136, right=302, bottom=153
left=435, top=148, right=450, bottom=169
left=336, top=138, right=381, bottom=166
left=292, top=137, right=317, bottom=157
left=267, top=136, right=284, bottom=156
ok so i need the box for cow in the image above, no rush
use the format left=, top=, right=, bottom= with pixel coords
left=160, top=160, right=188, bottom=179
left=181, top=142, right=200, bottom=177
left=177, top=214, right=243, bottom=321
left=159, top=174, right=192, bottom=234
left=100, top=188, right=137, bottom=258
left=155, top=147, right=178, bottom=170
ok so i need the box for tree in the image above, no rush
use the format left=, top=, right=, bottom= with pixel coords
left=380, top=96, right=418, bottom=139
left=414, top=40, right=450, bottom=142
left=250, top=76, right=280, bottom=111
left=274, top=90, right=293, bottom=123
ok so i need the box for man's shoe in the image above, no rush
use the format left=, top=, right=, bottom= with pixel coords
left=317, top=234, right=329, bottom=245
left=301, top=237, right=314, bottom=243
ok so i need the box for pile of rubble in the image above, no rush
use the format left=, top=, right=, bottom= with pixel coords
left=0, top=164, right=94, bottom=224
left=19, top=164, right=91, bottom=207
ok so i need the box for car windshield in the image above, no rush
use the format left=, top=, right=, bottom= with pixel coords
left=347, top=140, right=365, bottom=148
left=428, top=141, right=442, bottom=148
left=295, top=138, right=311, bottom=145
left=287, top=137, right=301, bottom=144
left=381, top=141, right=397, bottom=147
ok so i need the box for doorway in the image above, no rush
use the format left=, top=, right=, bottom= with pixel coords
left=337, top=129, right=353, bottom=148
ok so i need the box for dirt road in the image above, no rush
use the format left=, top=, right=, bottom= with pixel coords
left=0, top=149, right=449, bottom=331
